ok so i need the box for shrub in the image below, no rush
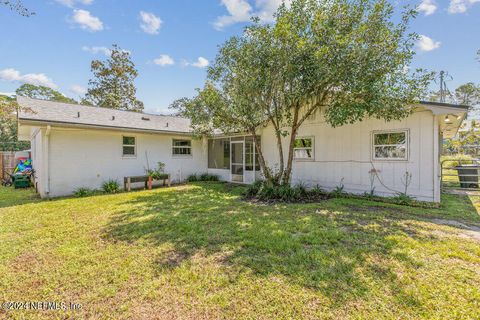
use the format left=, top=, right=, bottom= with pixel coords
left=199, top=173, right=219, bottom=181
left=74, top=187, right=95, bottom=197
left=244, top=180, right=436, bottom=207
left=102, top=180, right=120, bottom=194
left=187, top=173, right=219, bottom=182
left=245, top=180, right=263, bottom=197
left=187, top=174, right=198, bottom=182
left=294, top=183, right=308, bottom=197
left=244, top=181, right=327, bottom=203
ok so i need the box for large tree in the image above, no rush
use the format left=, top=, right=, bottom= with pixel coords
left=173, top=0, right=431, bottom=184
left=0, top=95, right=30, bottom=151
left=84, top=45, right=144, bottom=112
left=454, top=83, right=479, bottom=106
left=16, top=84, right=77, bottom=104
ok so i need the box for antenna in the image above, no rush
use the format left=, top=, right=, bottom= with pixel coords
left=438, top=71, right=453, bottom=103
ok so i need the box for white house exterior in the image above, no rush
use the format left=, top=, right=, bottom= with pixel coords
left=17, top=96, right=468, bottom=202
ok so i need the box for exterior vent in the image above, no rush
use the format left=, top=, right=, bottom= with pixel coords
left=166, top=122, right=169, bottom=127
left=77, top=112, right=80, bottom=118
left=112, top=116, right=115, bottom=120
left=141, top=117, right=150, bottom=121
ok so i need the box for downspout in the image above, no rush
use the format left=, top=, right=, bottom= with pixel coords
left=45, top=125, right=51, bottom=197
left=433, top=115, right=440, bottom=203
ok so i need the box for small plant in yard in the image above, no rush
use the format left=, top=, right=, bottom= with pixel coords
left=331, top=178, right=345, bottom=197
left=393, top=193, right=415, bottom=205
left=102, top=180, right=120, bottom=194
left=74, top=187, right=97, bottom=197
left=146, top=162, right=169, bottom=180
left=401, top=171, right=413, bottom=197
left=368, top=168, right=380, bottom=197
left=311, top=184, right=327, bottom=196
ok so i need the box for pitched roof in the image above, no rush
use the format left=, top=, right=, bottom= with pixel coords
left=17, top=96, right=192, bottom=134
left=419, top=100, right=470, bottom=110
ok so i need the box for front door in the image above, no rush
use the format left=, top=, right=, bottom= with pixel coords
left=231, top=141, right=244, bottom=183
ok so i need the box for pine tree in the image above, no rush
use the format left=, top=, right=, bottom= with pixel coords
left=85, top=45, right=144, bottom=112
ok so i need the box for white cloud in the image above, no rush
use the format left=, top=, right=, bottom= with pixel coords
left=214, top=0, right=292, bottom=30
left=214, top=0, right=253, bottom=30
left=139, top=11, right=162, bottom=35
left=416, top=35, right=441, bottom=52
left=81, top=46, right=131, bottom=56
left=55, top=0, right=93, bottom=8
left=255, top=0, right=292, bottom=22
left=81, top=46, right=111, bottom=56
left=69, top=85, right=87, bottom=95
left=0, top=68, right=58, bottom=89
left=154, top=54, right=175, bottom=66
left=191, top=57, right=209, bottom=68
left=417, top=0, right=437, bottom=15
left=71, top=9, right=103, bottom=32
left=448, top=0, right=480, bottom=13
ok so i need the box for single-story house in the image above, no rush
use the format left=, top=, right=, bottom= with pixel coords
left=17, top=96, right=469, bottom=202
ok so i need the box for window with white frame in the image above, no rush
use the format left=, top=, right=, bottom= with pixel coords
left=122, top=136, right=136, bottom=156
left=372, top=130, right=408, bottom=160
left=294, top=137, right=314, bottom=160
left=172, top=139, right=192, bottom=156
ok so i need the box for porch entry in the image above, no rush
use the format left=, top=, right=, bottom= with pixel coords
left=207, top=136, right=261, bottom=184
left=231, top=140, right=244, bottom=182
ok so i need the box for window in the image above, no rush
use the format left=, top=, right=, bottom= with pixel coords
left=208, top=139, right=230, bottom=169
left=294, top=137, right=314, bottom=160
left=372, top=130, right=408, bottom=160
left=122, top=136, right=136, bottom=156
left=172, top=139, right=192, bottom=156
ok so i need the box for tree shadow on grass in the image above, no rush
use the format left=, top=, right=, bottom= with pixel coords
left=102, top=183, right=453, bottom=308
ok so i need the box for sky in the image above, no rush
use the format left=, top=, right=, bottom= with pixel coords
left=0, top=0, right=479, bottom=115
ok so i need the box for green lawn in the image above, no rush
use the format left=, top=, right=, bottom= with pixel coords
left=0, top=183, right=479, bottom=319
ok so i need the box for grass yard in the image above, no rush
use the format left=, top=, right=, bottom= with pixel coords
left=0, top=183, right=479, bottom=319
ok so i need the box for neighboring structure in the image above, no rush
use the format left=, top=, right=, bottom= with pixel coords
left=17, top=96, right=468, bottom=202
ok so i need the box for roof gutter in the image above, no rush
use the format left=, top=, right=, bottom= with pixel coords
left=17, top=118, right=195, bottom=136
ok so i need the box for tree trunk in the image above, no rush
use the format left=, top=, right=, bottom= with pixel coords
left=282, top=108, right=299, bottom=185
left=282, top=99, right=324, bottom=185
left=271, top=120, right=284, bottom=183
left=250, top=131, right=272, bottom=182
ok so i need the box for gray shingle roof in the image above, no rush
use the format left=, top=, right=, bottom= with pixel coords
left=420, top=100, right=470, bottom=110
left=17, top=96, right=192, bottom=134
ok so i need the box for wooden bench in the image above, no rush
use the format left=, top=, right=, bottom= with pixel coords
left=124, top=174, right=171, bottom=192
